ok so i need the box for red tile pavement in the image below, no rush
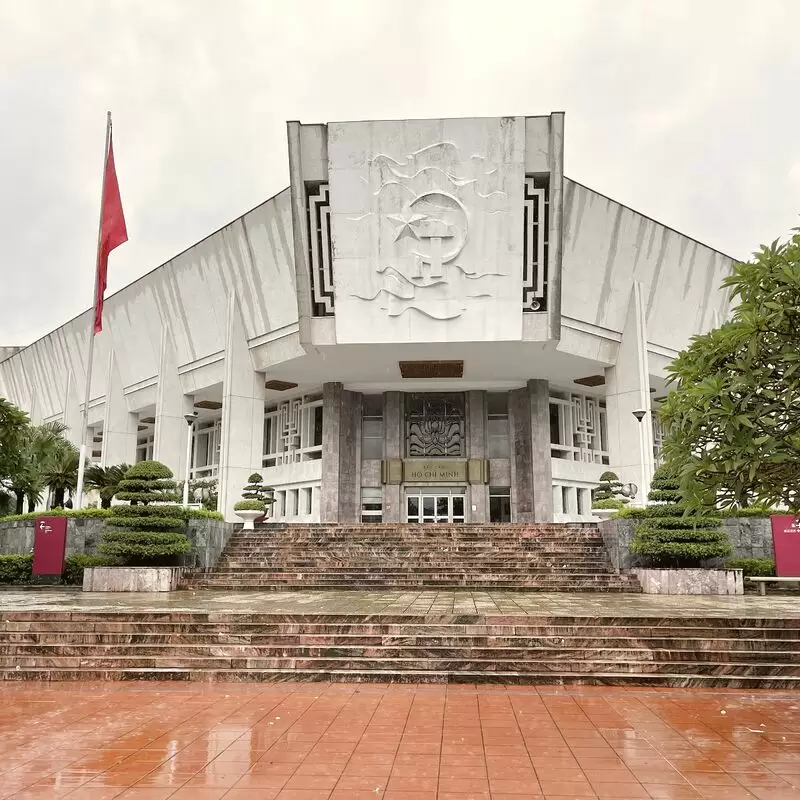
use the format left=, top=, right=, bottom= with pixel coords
left=1, top=683, right=799, bottom=799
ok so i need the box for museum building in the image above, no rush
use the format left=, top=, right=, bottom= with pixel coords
left=0, top=113, right=735, bottom=524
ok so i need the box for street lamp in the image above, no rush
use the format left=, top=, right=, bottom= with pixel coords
left=183, top=412, right=198, bottom=507
left=632, top=409, right=648, bottom=507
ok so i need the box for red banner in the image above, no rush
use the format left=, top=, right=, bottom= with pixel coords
left=771, top=515, right=800, bottom=577
left=32, top=517, right=68, bottom=576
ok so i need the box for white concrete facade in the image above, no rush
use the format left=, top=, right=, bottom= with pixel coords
left=0, top=114, right=735, bottom=523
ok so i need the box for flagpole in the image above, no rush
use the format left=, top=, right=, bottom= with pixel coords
left=75, top=111, right=112, bottom=509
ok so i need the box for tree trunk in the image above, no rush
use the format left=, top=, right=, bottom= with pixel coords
left=101, top=496, right=112, bottom=509
left=14, top=491, right=24, bottom=515
left=52, top=488, right=65, bottom=508
left=26, top=497, right=36, bottom=513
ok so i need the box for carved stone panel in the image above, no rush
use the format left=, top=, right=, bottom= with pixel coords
left=328, top=117, right=525, bottom=343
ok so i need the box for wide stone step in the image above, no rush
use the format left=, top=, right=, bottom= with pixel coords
left=6, top=632, right=800, bottom=649
left=5, top=643, right=797, bottom=663
left=0, top=656, right=800, bottom=680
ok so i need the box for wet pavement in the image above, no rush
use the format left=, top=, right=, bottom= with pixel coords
left=1, top=682, right=800, bottom=799
left=0, top=589, right=799, bottom=618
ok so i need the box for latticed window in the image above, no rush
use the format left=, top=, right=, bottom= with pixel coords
left=263, top=394, right=323, bottom=467
left=549, top=390, right=609, bottom=465
left=405, top=393, right=465, bottom=458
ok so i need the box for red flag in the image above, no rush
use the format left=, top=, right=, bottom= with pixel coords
left=94, top=131, right=127, bottom=333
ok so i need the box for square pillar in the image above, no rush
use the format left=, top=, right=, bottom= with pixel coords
left=321, top=383, right=362, bottom=522
left=382, top=391, right=402, bottom=523
left=528, top=379, right=554, bottom=522
left=510, top=381, right=554, bottom=523
left=467, top=390, right=489, bottom=523
left=509, top=387, right=534, bottom=523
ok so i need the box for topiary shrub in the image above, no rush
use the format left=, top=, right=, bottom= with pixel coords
left=629, top=465, right=731, bottom=567
left=99, top=461, right=191, bottom=565
left=592, top=498, right=627, bottom=510
left=592, top=471, right=630, bottom=509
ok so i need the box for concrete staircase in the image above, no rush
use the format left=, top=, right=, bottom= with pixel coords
left=181, top=523, right=642, bottom=592
left=2, top=612, right=799, bottom=687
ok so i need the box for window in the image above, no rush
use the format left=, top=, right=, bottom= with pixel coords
left=362, top=395, right=384, bottom=460
left=302, top=487, right=312, bottom=516
left=263, top=394, right=323, bottom=467
left=487, top=393, right=509, bottom=458
left=190, top=418, right=221, bottom=478
left=361, top=488, right=383, bottom=523
left=405, top=393, right=465, bottom=457
left=549, top=391, right=609, bottom=464
left=136, top=431, right=154, bottom=463
left=489, top=488, right=511, bottom=523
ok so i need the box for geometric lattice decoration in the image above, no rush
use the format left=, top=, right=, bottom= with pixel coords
left=549, top=390, right=608, bottom=465
left=523, top=175, right=549, bottom=312
left=652, top=414, right=665, bottom=465
left=263, top=395, right=324, bottom=467
left=306, top=182, right=334, bottom=316
left=405, top=393, right=465, bottom=458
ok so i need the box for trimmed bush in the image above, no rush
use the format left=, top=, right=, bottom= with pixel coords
left=593, top=471, right=628, bottom=503
left=100, top=461, right=190, bottom=565
left=0, top=508, right=111, bottom=523
left=234, top=500, right=265, bottom=512
left=62, top=555, right=119, bottom=585
left=592, top=498, right=627, bottom=510
left=725, top=558, right=776, bottom=578
left=0, top=554, right=34, bottom=584
left=629, top=465, right=731, bottom=567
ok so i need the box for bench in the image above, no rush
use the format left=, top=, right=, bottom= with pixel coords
left=748, top=576, right=800, bottom=596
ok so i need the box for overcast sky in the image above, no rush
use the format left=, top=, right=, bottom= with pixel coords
left=1, top=0, right=799, bottom=346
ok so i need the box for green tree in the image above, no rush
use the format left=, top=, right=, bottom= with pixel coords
left=0, top=398, right=29, bottom=485
left=8, top=420, right=75, bottom=513
left=84, top=463, right=132, bottom=509
left=99, top=461, right=190, bottom=565
left=630, top=465, right=731, bottom=567
left=592, top=471, right=629, bottom=509
left=42, top=446, right=80, bottom=508
left=660, top=227, right=800, bottom=513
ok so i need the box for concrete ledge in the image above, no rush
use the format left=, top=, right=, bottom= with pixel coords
left=83, top=567, right=184, bottom=593
left=632, top=568, right=743, bottom=595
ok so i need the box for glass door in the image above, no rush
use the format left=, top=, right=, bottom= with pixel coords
left=406, top=488, right=466, bottom=523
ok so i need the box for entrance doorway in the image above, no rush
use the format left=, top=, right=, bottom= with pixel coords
left=405, top=487, right=466, bottom=523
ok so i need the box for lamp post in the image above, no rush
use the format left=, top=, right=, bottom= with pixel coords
left=183, top=412, right=198, bottom=507
left=632, top=409, right=648, bottom=507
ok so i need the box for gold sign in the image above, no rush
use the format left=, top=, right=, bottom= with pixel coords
left=403, top=460, right=467, bottom=483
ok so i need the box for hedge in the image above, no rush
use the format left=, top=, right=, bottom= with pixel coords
left=0, top=507, right=223, bottom=524
left=725, top=558, right=776, bottom=578
left=0, top=553, right=118, bottom=585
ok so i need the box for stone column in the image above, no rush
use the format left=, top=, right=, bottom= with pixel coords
left=467, top=390, right=489, bottom=522
left=101, top=350, right=137, bottom=467
left=383, top=391, right=402, bottom=523
left=321, top=382, right=361, bottom=523
left=153, top=329, right=194, bottom=478
left=528, top=379, right=554, bottom=522
left=217, top=295, right=266, bottom=521
left=509, top=387, right=534, bottom=523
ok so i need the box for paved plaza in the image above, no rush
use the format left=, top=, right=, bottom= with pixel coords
left=2, top=682, right=800, bottom=799
left=0, top=589, right=798, bottom=618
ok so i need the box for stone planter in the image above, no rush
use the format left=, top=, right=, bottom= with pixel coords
left=235, top=510, right=263, bottom=531
left=592, top=508, right=619, bottom=522
left=631, top=568, right=743, bottom=595
left=83, top=566, right=184, bottom=592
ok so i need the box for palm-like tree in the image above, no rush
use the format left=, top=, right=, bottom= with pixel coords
left=9, top=421, right=76, bottom=513
left=42, top=446, right=80, bottom=508
left=84, top=463, right=131, bottom=509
